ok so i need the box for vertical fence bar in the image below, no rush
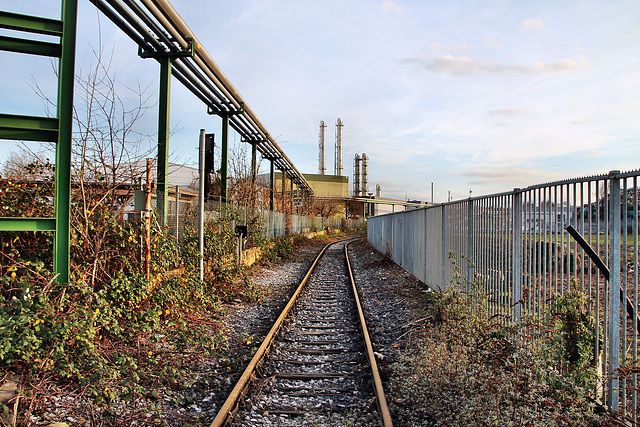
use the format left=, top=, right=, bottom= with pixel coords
left=567, top=183, right=584, bottom=280
left=482, top=198, right=489, bottom=311
left=536, top=187, right=542, bottom=320
left=498, top=196, right=511, bottom=318
left=527, top=190, right=532, bottom=317
left=621, top=178, right=628, bottom=417
left=441, top=204, right=446, bottom=288
left=489, top=198, right=495, bottom=316
left=560, top=184, right=566, bottom=291
left=602, top=178, right=609, bottom=404
left=608, top=172, right=621, bottom=413
left=512, top=189, right=523, bottom=322
left=467, top=199, right=474, bottom=287
left=633, top=176, right=638, bottom=421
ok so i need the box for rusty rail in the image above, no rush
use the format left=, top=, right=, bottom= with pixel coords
left=209, top=241, right=331, bottom=426
left=345, top=239, right=393, bottom=427
left=209, top=238, right=393, bottom=426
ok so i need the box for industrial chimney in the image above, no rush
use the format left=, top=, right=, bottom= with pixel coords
left=318, top=120, right=326, bottom=175
left=353, top=154, right=361, bottom=197
left=334, top=118, right=343, bottom=176
left=361, top=152, right=368, bottom=196
left=376, top=184, right=381, bottom=197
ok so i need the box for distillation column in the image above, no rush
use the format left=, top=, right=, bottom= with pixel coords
left=334, top=118, right=343, bottom=176
left=318, top=120, right=326, bottom=175
left=353, top=154, right=361, bottom=197
left=361, top=152, right=368, bottom=196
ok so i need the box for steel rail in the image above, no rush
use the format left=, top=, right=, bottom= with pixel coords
left=210, top=238, right=391, bottom=426
left=90, top=0, right=313, bottom=193
left=209, top=241, right=332, bottom=427
left=345, top=239, right=394, bottom=427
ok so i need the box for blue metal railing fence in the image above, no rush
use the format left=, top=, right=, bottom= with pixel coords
left=367, top=169, right=639, bottom=418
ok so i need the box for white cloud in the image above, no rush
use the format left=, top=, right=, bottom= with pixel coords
left=461, top=168, right=564, bottom=185
left=487, top=109, right=531, bottom=118
left=521, top=18, right=545, bottom=30
left=380, top=1, right=402, bottom=14
left=482, top=38, right=502, bottom=48
left=404, top=54, right=590, bottom=77
left=429, top=42, right=471, bottom=53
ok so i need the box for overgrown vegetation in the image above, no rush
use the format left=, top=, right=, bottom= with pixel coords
left=390, top=255, right=612, bottom=426
left=0, top=166, right=315, bottom=422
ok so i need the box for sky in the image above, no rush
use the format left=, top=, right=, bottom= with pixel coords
left=0, top=0, right=639, bottom=202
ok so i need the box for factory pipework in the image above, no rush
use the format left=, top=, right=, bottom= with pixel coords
left=353, top=154, right=361, bottom=197
left=362, top=153, right=368, bottom=196
left=319, top=120, right=326, bottom=175
left=335, top=118, right=343, bottom=176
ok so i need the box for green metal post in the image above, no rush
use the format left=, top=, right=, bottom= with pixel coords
left=281, top=170, right=286, bottom=211
left=220, top=114, right=229, bottom=205
left=251, top=142, right=257, bottom=186
left=53, top=0, right=78, bottom=283
left=157, top=55, right=172, bottom=227
left=250, top=141, right=257, bottom=212
left=269, top=159, right=274, bottom=211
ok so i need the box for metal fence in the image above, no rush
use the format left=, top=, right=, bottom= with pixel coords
left=163, top=199, right=364, bottom=241
left=367, top=170, right=639, bottom=418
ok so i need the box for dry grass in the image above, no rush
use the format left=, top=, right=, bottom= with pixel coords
left=389, top=289, right=615, bottom=426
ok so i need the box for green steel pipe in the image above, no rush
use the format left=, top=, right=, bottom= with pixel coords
left=53, top=0, right=78, bottom=284
left=157, top=55, right=171, bottom=227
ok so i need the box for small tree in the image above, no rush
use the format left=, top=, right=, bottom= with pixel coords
left=313, top=197, right=345, bottom=218
left=28, top=42, right=155, bottom=286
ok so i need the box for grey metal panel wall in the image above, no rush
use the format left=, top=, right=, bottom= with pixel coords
left=392, top=214, right=403, bottom=265
left=426, top=206, right=443, bottom=289
left=413, top=209, right=427, bottom=283
left=402, top=211, right=415, bottom=273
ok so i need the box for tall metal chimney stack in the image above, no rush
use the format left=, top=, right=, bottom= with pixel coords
left=334, top=118, right=343, bottom=176
left=318, top=120, right=326, bottom=175
left=353, top=154, right=361, bottom=197
left=361, top=152, right=368, bottom=196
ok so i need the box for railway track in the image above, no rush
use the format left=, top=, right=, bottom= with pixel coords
left=210, top=239, right=392, bottom=426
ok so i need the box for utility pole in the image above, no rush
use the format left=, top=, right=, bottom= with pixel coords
left=198, top=130, right=205, bottom=282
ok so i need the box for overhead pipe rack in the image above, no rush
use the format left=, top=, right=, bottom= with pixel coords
left=89, top=0, right=313, bottom=195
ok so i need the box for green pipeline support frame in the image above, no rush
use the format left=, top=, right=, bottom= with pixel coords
left=268, top=159, right=275, bottom=211
left=157, top=55, right=171, bottom=227
left=139, top=39, right=193, bottom=227
left=206, top=105, right=244, bottom=207
left=220, top=114, right=229, bottom=205
left=0, top=2, right=78, bottom=284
